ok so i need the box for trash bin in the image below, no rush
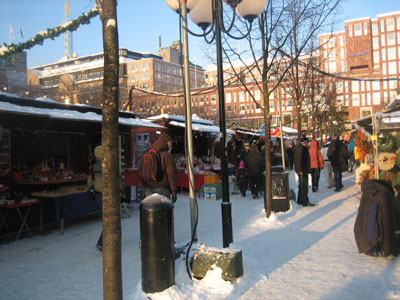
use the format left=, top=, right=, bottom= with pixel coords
left=263, top=171, right=290, bottom=212
left=139, top=193, right=175, bottom=293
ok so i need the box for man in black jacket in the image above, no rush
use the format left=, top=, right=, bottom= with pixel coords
left=293, top=136, right=315, bottom=206
left=327, top=134, right=343, bottom=191
left=244, top=143, right=263, bottom=199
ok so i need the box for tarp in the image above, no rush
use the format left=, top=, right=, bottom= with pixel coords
left=256, top=124, right=298, bottom=137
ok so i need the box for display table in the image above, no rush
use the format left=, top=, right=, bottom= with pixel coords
left=31, top=191, right=99, bottom=234
left=0, top=200, right=42, bottom=240
left=177, top=173, right=204, bottom=191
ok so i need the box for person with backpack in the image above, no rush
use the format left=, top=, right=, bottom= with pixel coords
left=140, top=133, right=178, bottom=203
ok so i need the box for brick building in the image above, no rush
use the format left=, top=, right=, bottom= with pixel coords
left=0, top=52, right=27, bottom=96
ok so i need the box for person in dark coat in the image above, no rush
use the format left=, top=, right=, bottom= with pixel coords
left=244, top=143, right=264, bottom=199
left=354, top=179, right=397, bottom=257
left=141, top=133, right=178, bottom=202
left=293, top=136, right=314, bottom=206
left=340, top=139, right=349, bottom=173
left=237, top=160, right=248, bottom=197
left=286, top=142, right=295, bottom=170
left=327, top=134, right=343, bottom=192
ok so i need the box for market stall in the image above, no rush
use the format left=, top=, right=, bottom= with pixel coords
left=355, top=96, right=400, bottom=190
left=0, top=91, right=163, bottom=236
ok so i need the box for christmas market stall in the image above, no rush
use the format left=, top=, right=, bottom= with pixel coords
left=355, top=96, right=400, bottom=189
left=126, top=114, right=236, bottom=196
left=0, top=92, right=163, bottom=237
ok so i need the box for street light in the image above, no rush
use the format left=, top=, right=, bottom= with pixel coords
left=168, top=0, right=266, bottom=248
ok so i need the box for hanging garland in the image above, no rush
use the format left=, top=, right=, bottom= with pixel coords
left=0, top=8, right=99, bottom=59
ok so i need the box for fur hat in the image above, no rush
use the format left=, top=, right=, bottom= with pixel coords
left=159, top=133, right=172, bottom=143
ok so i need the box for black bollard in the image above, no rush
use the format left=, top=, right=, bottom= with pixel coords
left=139, top=194, right=175, bottom=293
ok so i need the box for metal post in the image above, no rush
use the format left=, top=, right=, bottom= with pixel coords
left=181, top=2, right=197, bottom=241
left=277, top=90, right=285, bottom=169
left=214, top=0, right=233, bottom=248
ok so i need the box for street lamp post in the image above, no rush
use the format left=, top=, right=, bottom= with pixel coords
left=168, top=0, right=266, bottom=248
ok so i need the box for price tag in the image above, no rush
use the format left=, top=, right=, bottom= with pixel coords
left=370, top=135, right=377, bottom=141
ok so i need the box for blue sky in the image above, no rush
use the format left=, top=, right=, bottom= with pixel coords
left=0, top=0, right=399, bottom=69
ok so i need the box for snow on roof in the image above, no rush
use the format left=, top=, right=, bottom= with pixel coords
left=32, top=56, right=136, bottom=78
left=148, top=114, right=235, bottom=135
left=0, top=94, right=163, bottom=129
left=148, top=114, right=215, bottom=126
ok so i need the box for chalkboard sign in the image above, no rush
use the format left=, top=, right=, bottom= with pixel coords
left=271, top=172, right=289, bottom=199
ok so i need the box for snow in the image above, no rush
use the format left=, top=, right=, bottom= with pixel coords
left=1, top=171, right=399, bottom=300
left=0, top=96, right=164, bottom=129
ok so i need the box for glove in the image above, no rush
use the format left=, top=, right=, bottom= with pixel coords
left=171, top=194, right=177, bottom=203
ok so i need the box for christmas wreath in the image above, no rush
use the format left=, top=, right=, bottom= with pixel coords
left=378, top=152, right=396, bottom=171
left=378, top=133, right=395, bottom=153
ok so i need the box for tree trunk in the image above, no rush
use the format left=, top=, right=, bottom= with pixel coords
left=98, top=0, right=123, bottom=299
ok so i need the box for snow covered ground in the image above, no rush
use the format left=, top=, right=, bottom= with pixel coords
left=1, top=171, right=400, bottom=300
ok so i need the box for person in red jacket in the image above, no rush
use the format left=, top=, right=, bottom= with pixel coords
left=309, top=139, right=324, bottom=192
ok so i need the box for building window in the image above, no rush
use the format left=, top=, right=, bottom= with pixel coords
left=287, top=100, right=293, bottom=111
left=372, top=23, right=378, bottom=35
left=398, top=17, right=400, bottom=30
left=354, top=23, right=362, bottom=36
left=364, top=22, right=368, bottom=35
left=329, top=49, right=336, bottom=59
left=336, top=82, right=343, bottom=92
left=255, top=89, right=261, bottom=100
left=341, top=61, right=346, bottom=72
left=361, top=108, right=372, bottom=118
left=388, top=47, right=396, bottom=60
left=269, top=102, right=275, bottom=113
left=337, top=95, right=344, bottom=105
left=373, top=51, right=380, bottom=64
left=348, top=24, right=353, bottom=37
left=239, top=92, right=245, bottom=102
left=381, top=19, right=385, bottom=32
left=381, top=34, right=386, bottom=46
left=352, top=81, right=359, bottom=92
left=372, top=37, right=379, bottom=49
left=386, top=18, right=395, bottom=31
left=352, top=94, right=360, bottom=106
left=388, top=62, right=397, bottom=74
left=329, top=62, right=336, bottom=72
left=389, top=80, right=397, bottom=89
left=367, top=93, right=371, bottom=105
left=383, top=63, right=387, bottom=75
left=340, top=35, right=344, bottom=46
left=226, top=93, right=231, bottom=103
left=373, top=92, right=381, bottom=105
left=227, top=105, right=232, bottom=111
left=382, top=49, right=386, bottom=61
left=340, top=48, right=345, bottom=59
left=211, top=95, right=217, bottom=104
left=328, top=37, right=335, bottom=48
left=240, top=104, right=245, bottom=111
left=372, top=81, right=380, bottom=91
left=212, top=107, right=217, bottom=113
left=387, top=33, right=395, bottom=46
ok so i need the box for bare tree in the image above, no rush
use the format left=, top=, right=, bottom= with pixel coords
left=96, top=0, right=123, bottom=299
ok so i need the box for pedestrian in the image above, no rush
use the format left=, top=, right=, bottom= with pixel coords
left=87, top=145, right=104, bottom=252
left=244, top=143, right=264, bottom=199
left=237, top=160, right=248, bottom=197
left=309, top=139, right=324, bottom=192
left=341, top=139, right=350, bottom=173
left=286, top=142, right=295, bottom=170
left=321, top=139, right=335, bottom=188
left=141, top=133, right=178, bottom=202
left=239, top=141, right=251, bottom=161
left=294, top=136, right=315, bottom=206
left=348, top=136, right=356, bottom=172
left=327, top=134, right=343, bottom=192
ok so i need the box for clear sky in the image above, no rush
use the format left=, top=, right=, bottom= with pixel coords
left=0, top=0, right=399, bottom=69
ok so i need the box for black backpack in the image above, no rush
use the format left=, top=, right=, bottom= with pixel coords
left=139, top=149, right=163, bottom=183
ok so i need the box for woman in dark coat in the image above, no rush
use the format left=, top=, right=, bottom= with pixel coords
left=244, top=144, right=264, bottom=199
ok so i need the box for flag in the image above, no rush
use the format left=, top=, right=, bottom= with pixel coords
left=19, top=28, right=24, bottom=38
left=9, top=24, right=15, bottom=41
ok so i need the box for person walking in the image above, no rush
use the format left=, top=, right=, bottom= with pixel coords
left=327, top=134, right=343, bottom=192
left=294, top=136, right=315, bottom=206
left=321, top=139, right=335, bottom=188
left=309, top=139, right=324, bottom=192
left=244, top=143, right=264, bottom=199
left=141, top=133, right=178, bottom=202
left=348, top=136, right=356, bottom=172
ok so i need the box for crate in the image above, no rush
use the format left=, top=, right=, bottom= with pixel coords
left=204, top=174, right=220, bottom=184
left=203, top=183, right=222, bottom=200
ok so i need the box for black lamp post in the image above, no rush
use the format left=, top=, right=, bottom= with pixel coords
left=168, top=0, right=266, bottom=248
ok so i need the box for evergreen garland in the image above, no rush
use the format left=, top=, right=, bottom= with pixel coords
left=0, top=8, right=99, bottom=59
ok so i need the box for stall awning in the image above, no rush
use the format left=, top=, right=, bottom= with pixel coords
left=147, top=114, right=235, bottom=135
left=0, top=92, right=164, bottom=133
left=256, top=124, right=298, bottom=137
